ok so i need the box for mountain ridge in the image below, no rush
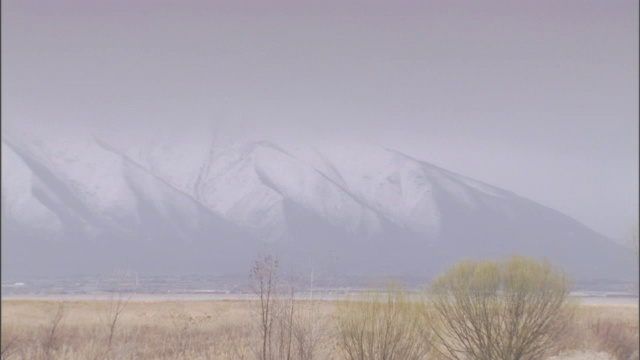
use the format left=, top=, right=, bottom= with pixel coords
left=1, top=132, right=633, bottom=281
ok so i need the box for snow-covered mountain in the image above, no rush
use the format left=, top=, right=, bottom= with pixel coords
left=1, top=129, right=633, bottom=281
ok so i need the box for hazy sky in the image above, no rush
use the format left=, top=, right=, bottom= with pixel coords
left=2, top=0, right=638, bottom=242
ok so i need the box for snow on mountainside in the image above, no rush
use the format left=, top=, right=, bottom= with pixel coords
left=2, top=130, right=138, bottom=230
left=1, top=129, right=634, bottom=280
left=1, top=142, right=62, bottom=233
left=112, top=136, right=389, bottom=242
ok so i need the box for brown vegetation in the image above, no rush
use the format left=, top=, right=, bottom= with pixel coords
left=560, top=304, right=639, bottom=360
left=335, top=281, right=432, bottom=360
left=0, top=298, right=637, bottom=360
left=248, top=253, right=331, bottom=360
left=1, top=256, right=637, bottom=360
left=0, top=299, right=336, bottom=360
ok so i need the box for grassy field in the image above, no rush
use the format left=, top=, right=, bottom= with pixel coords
left=1, top=298, right=638, bottom=360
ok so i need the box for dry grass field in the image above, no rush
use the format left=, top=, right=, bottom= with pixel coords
left=556, top=303, right=640, bottom=360
left=1, top=297, right=637, bottom=360
left=1, top=298, right=338, bottom=360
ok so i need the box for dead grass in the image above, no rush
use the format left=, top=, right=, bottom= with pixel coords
left=1, top=299, right=338, bottom=360
left=1, top=298, right=637, bottom=360
left=559, top=304, right=639, bottom=360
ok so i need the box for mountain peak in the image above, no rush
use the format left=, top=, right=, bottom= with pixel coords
left=1, top=132, right=633, bottom=281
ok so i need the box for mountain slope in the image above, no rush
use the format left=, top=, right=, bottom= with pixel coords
left=1, top=132, right=633, bottom=281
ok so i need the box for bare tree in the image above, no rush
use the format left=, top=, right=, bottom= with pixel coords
left=288, top=250, right=332, bottom=360
left=100, top=269, right=135, bottom=352
left=282, top=273, right=296, bottom=360
left=250, top=252, right=280, bottom=360
left=249, top=252, right=306, bottom=360
left=427, top=255, right=574, bottom=360
left=43, top=300, right=67, bottom=355
left=291, top=292, right=331, bottom=360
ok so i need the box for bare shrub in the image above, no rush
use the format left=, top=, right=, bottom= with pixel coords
left=335, top=281, right=432, bottom=360
left=43, top=300, right=67, bottom=355
left=99, top=269, right=135, bottom=354
left=166, top=303, right=195, bottom=357
left=248, top=252, right=331, bottom=360
left=590, top=318, right=639, bottom=360
left=3, top=297, right=633, bottom=360
left=249, top=252, right=298, bottom=360
left=291, top=298, right=332, bottom=360
left=556, top=312, right=590, bottom=353
left=1, top=327, right=20, bottom=360
left=427, top=255, right=574, bottom=360
left=214, top=322, right=253, bottom=360
left=250, top=252, right=280, bottom=360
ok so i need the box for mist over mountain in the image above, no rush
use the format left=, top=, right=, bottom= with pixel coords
left=1, top=128, right=633, bottom=282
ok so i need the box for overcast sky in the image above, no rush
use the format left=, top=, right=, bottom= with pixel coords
left=2, top=0, right=638, bottom=242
